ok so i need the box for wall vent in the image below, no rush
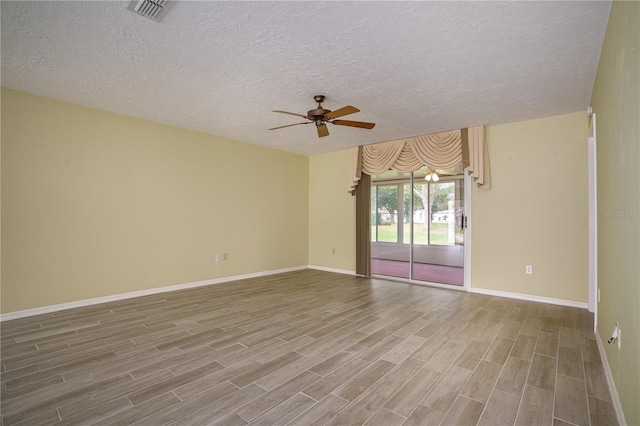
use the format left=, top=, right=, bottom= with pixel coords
left=127, top=0, right=174, bottom=22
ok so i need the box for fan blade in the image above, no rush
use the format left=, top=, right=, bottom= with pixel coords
left=268, top=122, right=309, bottom=131
left=332, top=120, right=376, bottom=129
left=324, top=105, right=359, bottom=120
left=272, top=110, right=311, bottom=119
left=317, top=123, right=329, bottom=137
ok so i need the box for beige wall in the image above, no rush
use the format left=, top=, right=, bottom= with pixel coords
left=308, top=151, right=356, bottom=271
left=0, top=90, right=606, bottom=335
left=471, top=112, right=589, bottom=303
left=309, top=115, right=590, bottom=306
left=591, top=1, right=640, bottom=424
left=1, top=88, right=309, bottom=313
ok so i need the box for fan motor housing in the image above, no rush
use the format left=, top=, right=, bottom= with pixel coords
left=307, top=108, right=331, bottom=120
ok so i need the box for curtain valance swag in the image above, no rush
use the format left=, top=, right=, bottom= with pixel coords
left=348, top=126, right=490, bottom=193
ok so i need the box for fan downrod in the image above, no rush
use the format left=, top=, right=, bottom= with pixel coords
left=308, top=95, right=331, bottom=120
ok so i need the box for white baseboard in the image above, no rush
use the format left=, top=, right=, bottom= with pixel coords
left=595, top=331, right=628, bottom=426
left=307, top=269, right=587, bottom=310
left=308, top=265, right=356, bottom=276
left=0, top=265, right=308, bottom=322
left=468, top=287, right=588, bottom=309
left=1, top=267, right=589, bottom=322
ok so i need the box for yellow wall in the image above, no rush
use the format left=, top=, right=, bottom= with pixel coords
left=1, top=88, right=309, bottom=313
left=471, top=112, right=589, bottom=303
left=591, top=1, right=640, bottom=423
left=308, top=115, right=589, bottom=305
left=308, top=151, right=356, bottom=271
left=0, top=89, right=3, bottom=314
left=0, top=92, right=603, bottom=323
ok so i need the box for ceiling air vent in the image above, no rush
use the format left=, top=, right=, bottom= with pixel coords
left=127, top=0, right=174, bottom=22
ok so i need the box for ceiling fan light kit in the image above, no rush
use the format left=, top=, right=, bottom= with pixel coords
left=425, top=170, right=439, bottom=182
left=269, top=95, right=375, bottom=138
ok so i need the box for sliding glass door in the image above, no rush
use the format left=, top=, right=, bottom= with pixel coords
left=370, top=182, right=411, bottom=279
left=371, top=167, right=464, bottom=285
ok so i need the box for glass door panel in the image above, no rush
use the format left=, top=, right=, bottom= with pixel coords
left=372, top=185, right=399, bottom=243
left=411, top=168, right=465, bottom=285
left=370, top=179, right=410, bottom=279
left=429, top=181, right=455, bottom=246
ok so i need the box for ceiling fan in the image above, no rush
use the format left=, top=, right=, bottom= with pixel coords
left=269, top=95, right=376, bottom=138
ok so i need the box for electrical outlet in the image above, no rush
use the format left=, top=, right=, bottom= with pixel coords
left=215, top=254, right=221, bottom=262
left=223, top=253, right=228, bottom=261
left=525, top=265, right=533, bottom=274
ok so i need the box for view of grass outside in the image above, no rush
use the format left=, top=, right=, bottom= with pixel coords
left=371, top=178, right=464, bottom=246
left=372, top=222, right=453, bottom=245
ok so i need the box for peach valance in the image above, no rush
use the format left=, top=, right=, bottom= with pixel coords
left=348, top=126, right=490, bottom=193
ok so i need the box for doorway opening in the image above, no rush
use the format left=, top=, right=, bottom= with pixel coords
left=370, top=166, right=465, bottom=285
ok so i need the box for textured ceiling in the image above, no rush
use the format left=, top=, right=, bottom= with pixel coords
left=1, top=1, right=611, bottom=156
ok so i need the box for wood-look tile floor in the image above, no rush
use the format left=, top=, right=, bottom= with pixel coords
left=0, top=270, right=619, bottom=426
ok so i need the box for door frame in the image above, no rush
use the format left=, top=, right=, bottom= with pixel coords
left=587, top=108, right=598, bottom=331
left=463, top=172, right=472, bottom=290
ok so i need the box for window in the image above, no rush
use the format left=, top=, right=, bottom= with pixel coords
left=371, top=178, right=463, bottom=247
left=371, top=184, right=399, bottom=243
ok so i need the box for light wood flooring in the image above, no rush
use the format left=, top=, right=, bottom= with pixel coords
left=0, top=270, right=618, bottom=425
